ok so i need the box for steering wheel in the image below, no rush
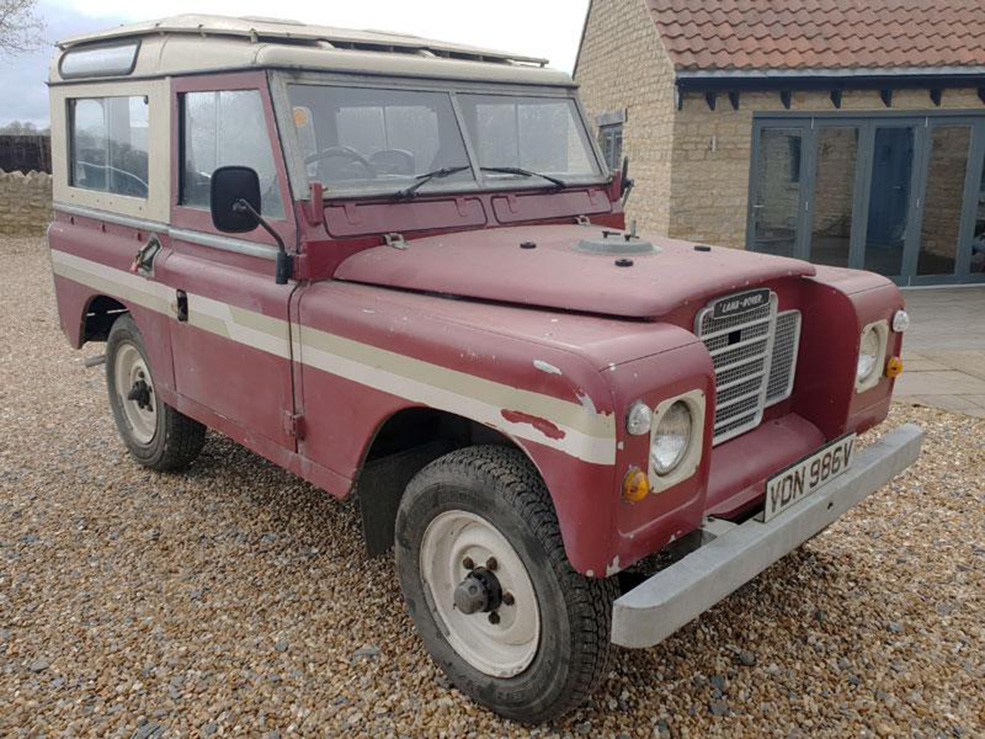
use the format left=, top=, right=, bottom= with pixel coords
left=304, top=145, right=376, bottom=176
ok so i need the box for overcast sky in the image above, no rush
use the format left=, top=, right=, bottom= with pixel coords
left=0, top=0, right=591, bottom=127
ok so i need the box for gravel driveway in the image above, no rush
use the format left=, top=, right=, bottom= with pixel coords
left=2, top=236, right=982, bottom=737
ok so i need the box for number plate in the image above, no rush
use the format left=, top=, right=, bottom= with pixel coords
left=762, top=434, right=856, bottom=522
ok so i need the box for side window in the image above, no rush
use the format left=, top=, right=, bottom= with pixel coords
left=598, top=123, right=623, bottom=172
left=69, top=96, right=149, bottom=198
left=181, top=90, right=284, bottom=219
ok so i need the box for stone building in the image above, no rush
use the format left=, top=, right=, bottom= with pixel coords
left=574, top=0, right=985, bottom=286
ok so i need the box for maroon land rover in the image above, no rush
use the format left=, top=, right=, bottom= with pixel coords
left=47, top=15, right=923, bottom=722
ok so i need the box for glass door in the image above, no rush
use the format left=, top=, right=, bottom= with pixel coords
left=914, top=124, right=972, bottom=278
left=809, top=126, right=861, bottom=267
left=748, top=126, right=805, bottom=258
left=863, top=125, right=918, bottom=279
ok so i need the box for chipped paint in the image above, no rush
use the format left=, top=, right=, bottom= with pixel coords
left=533, top=359, right=562, bottom=375
left=605, top=555, right=622, bottom=577
left=576, top=392, right=598, bottom=416
left=586, top=569, right=595, bottom=578
left=500, top=410, right=567, bottom=441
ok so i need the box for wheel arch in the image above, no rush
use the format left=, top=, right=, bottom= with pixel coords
left=356, top=406, right=545, bottom=557
left=81, top=294, right=129, bottom=345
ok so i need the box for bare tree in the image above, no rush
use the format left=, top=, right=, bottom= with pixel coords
left=0, top=0, right=43, bottom=56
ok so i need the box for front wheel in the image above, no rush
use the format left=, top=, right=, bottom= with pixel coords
left=106, top=314, right=206, bottom=471
left=395, top=446, right=618, bottom=723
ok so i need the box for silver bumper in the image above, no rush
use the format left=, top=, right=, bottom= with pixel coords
left=611, top=423, right=924, bottom=648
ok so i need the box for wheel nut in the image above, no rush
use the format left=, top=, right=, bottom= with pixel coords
left=488, top=611, right=500, bottom=625
left=502, top=592, right=515, bottom=606
left=462, top=557, right=474, bottom=570
left=486, top=557, right=498, bottom=571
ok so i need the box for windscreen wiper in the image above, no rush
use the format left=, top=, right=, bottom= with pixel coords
left=480, top=166, right=568, bottom=189
left=393, top=165, right=472, bottom=199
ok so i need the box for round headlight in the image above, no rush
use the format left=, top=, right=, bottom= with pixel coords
left=651, top=401, right=693, bottom=476
left=626, top=401, right=653, bottom=436
left=857, top=327, right=881, bottom=382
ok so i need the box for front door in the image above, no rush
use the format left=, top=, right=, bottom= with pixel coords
left=156, top=72, right=299, bottom=453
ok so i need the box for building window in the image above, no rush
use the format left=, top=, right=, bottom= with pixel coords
left=180, top=90, right=283, bottom=219
left=598, top=123, right=623, bottom=171
left=69, top=96, right=149, bottom=198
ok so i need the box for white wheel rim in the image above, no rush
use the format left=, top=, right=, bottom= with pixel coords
left=420, top=509, right=540, bottom=678
left=114, top=342, right=157, bottom=445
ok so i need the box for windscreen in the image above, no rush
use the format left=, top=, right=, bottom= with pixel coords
left=457, top=95, right=599, bottom=179
left=288, top=85, right=474, bottom=193
left=287, top=84, right=602, bottom=195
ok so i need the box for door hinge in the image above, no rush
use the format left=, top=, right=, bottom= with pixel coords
left=283, top=412, right=305, bottom=440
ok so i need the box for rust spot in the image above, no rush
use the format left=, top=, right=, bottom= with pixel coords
left=500, top=410, right=566, bottom=440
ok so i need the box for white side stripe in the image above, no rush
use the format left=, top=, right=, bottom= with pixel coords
left=50, top=249, right=617, bottom=465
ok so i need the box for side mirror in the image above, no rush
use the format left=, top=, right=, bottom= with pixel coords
left=209, top=165, right=292, bottom=285
left=210, top=165, right=262, bottom=233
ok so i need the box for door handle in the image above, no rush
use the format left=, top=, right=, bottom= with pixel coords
left=173, top=290, right=188, bottom=323
left=130, top=235, right=162, bottom=277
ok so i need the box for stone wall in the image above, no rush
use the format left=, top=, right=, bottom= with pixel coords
left=0, top=170, right=53, bottom=235
left=575, top=0, right=677, bottom=235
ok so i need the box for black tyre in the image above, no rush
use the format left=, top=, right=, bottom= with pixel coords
left=105, top=314, right=205, bottom=471
left=394, top=445, right=618, bottom=723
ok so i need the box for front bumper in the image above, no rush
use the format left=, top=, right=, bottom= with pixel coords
left=611, top=423, right=924, bottom=648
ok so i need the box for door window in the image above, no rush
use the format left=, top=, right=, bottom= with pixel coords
left=180, top=90, right=284, bottom=219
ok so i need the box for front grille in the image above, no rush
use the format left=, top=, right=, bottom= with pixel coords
left=696, top=291, right=802, bottom=445
left=766, top=310, right=801, bottom=406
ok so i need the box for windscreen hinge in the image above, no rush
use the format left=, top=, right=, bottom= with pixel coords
left=575, top=215, right=592, bottom=226
left=384, top=232, right=408, bottom=250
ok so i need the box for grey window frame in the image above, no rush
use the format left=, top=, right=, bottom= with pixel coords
left=748, top=111, right=985, bottom=287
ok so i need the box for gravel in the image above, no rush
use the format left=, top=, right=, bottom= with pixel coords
left=2, top=236, right=983, bottom=736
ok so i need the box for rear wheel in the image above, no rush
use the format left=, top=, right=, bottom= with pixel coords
left=106, top=314, right=205, bottom=471
left=395, top=445, right=618, bottom=723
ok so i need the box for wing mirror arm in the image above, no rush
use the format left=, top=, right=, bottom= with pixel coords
left=232, top=199, right=291, bottom=285
left=210, top=165, right=291, bottom=286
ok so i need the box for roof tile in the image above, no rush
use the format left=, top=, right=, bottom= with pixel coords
left=645, top=0, right=985, bottom=71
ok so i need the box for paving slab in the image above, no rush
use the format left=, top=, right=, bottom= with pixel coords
left=902, top=358, right=950, bottom=372
left=895, top=371, right=985, bottom=398
left=898, top=287, right=985, bottom=415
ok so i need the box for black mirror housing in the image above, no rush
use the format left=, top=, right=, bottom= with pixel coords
left=210, top=166, right=262, bottom=233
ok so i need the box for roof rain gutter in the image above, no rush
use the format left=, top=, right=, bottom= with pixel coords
left=675, top=67, right=985, bottom=110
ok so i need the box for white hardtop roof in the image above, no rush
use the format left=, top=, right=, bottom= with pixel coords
left=51, top=15, right=575, bottom=87
left=58, top=13, right=549, bottom=64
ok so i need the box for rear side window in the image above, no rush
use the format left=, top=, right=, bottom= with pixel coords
left=69, top=96, right=149, bottom=198
left=180, top=90, right=284, bottom=219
